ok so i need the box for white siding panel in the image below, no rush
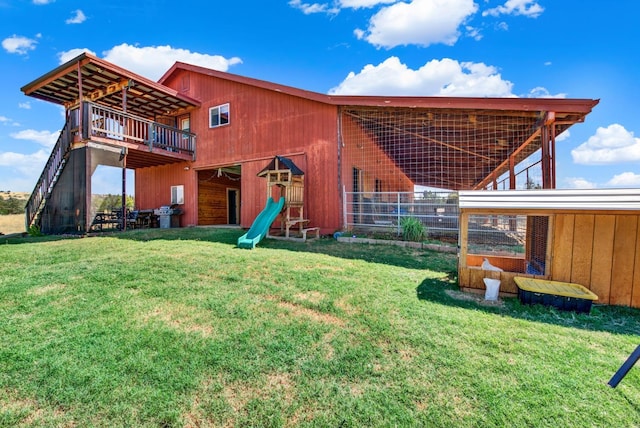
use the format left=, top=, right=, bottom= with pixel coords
left=459, top=189, right=640, bottom=211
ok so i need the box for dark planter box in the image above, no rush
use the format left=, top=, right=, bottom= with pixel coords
left=514, top=277, right=598, bottom=314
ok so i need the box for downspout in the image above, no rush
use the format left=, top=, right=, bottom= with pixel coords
left=337, top=106, right=343, bottom=230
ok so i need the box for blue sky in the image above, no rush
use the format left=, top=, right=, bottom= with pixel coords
left=1, top=0, right=639, bottom=193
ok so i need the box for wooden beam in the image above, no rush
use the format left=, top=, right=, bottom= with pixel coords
left=87, top=79, right=128, bottom=102
left=344, top=110, right=493, bottom=161
left=473, top=128, right=542, bottom=190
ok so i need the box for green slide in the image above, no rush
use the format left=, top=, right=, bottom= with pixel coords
left=237, top=197, right=285, bottom=249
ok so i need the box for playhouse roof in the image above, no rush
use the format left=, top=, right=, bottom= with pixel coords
left=257, top=156, right=305, bottom=177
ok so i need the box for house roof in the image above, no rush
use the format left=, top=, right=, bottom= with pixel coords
left=162, top=62, right=599, bottom=190
left=459, top=189, right=640, bottom=211
left=21, top=53, right=200, bottom=119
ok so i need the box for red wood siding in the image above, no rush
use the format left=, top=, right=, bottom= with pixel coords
left=156, top=70, right=342, bottom=233
left=134, top=163, right=197, bottom=227
left=341, top=114, right=414, bottom=195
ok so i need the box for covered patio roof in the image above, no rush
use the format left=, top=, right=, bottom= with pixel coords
left=340, top=98, right=599, bottom=190
left=21, top=53, right=200, bottom=119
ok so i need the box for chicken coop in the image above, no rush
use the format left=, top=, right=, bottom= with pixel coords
left=457, top=189, right=640, bottom=308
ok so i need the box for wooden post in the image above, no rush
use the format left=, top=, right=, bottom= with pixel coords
left=509, top=155, right=516, bottom=189
left=121, top=148, right=127, bottom=231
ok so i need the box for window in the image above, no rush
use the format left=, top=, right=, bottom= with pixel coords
left=171, top=185, right=184, bottom=205
left=466, top=214, right=549, bottom=275
left=209, top=103, right=230, bottom=128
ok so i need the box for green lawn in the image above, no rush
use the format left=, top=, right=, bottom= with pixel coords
left=1, top=228, right=639, bottom=427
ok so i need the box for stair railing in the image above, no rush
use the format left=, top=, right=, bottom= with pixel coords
left=24, top=114, right=75, bottom=230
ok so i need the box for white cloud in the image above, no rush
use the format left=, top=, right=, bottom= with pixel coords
left=329, top=56, right=514, bottom=97
left=339, top=0, right=398, bottom=8
left=465, top=26, right=483, bottom=41
left=564, top=177, right=597, bottom=189
left=93, top=44, right=242, bottom=81
left=356, top=0, right=478, bottom=48
left=556, top=130, right=570, bottom=142
left=19, top=102, right=31, bottom=109
left=0, top=149, right=49, bottom=181
left=66, top=9, right=86, bottom=24
left=483, top=0, right=544, bottom=18
left=0, top=116, right=20, bottom=126
left=606, top=172, right=640, bottom=187
left=288, top=0, right=339, bottom=14
left=10, top=129, right=60, bottom=148
left=2, top=35, right=37, bottom=55
left=527, top=86, right=567, bottom=98
left=571, top=124, right=640, bottom=165
left=58, top=48, right=96, bottom=64
left=33, top=0, right=54, bottom=4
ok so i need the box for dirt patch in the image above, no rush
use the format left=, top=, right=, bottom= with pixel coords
left=264, top=295, right=346, bottom=327
left=28, top=283, right=66, bottom=296
left=276, top=300, right=345, bottom=327
left=445, top=289, right=505, bottom=307
left=294, top=291, right=326, bottom=304
left=0, top=388, right=72, bottom=427
left=221, top=372, right=296, bottom=425
left=141, top=303, right=216, bottom=337
left=334, top=296, right=358, bottom=316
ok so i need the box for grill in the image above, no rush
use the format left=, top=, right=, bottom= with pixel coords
left=154, top=205, right=183, bottom=228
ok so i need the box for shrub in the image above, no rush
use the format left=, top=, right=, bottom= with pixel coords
left=400, top=217, right=426, bottom=242
left=27, top=225, right=43, bottom=237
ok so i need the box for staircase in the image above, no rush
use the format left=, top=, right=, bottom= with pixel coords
left=25, top=119, right=74, bottom=231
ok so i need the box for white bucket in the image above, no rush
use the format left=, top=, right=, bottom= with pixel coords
left=483, top=278, right=501, bottom=301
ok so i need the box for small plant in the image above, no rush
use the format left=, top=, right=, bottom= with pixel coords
left=400, top=217, right=426, bottom=242
left=27, top=224, right=43, bottom=237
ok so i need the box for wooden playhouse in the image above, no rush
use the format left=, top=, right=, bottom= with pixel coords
left=457, top=189, right=640, bottom=308
left=257, top=155, right=319, bottom=241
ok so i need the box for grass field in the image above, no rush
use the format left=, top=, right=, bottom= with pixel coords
left=0, top=214, right=25, bottom=235
left=1, top=228, right=639, bottom=427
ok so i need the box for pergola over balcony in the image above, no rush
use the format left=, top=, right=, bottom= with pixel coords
left=21, top=52, right=200, bottom=169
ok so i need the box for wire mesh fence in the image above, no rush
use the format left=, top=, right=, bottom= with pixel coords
left=343, top=190, right=459, bottom=241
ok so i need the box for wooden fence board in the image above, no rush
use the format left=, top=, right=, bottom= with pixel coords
left=610, top=216, right=638, bottom=306
left=571, top=214, right=595, bottom=286
left=631, top=223, right=640, bottom=308
left=590, top=215, right=615, bottom=304
left=552, top=214, right=575, bottom=282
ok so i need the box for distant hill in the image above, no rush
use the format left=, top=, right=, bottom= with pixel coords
left=0, top=191, right=29, bottom=200
left=0, top=192, right=28, bottom=215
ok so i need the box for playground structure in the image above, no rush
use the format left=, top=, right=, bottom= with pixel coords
left=257, top=156, right=319, bottom=242
left=237, top=156, right=319, bottom=249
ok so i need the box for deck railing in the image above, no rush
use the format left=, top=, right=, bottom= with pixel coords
left=26, top=102, right=197, bottom=230
left=83, top=102, right=196, bottom=158
left=25, top=118, right=75, bottom=230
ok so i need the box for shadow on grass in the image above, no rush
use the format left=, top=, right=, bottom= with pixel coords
left=104, top=227, right=458, bottom=271
left=416, top=277, right=640, bottom=336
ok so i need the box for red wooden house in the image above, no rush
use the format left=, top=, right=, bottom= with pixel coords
left=21, top=53, right=598, bottom=235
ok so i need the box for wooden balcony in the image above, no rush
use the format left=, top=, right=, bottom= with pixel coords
left=74, top=101, right=196, bottom=169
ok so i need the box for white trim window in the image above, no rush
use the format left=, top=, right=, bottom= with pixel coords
left=209, top=103, right=230, bottom=128
left=171, top=185, right=184, bottom=205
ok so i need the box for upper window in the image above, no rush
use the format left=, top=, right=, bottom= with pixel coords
left=209, top=103, right=230, bottom=128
